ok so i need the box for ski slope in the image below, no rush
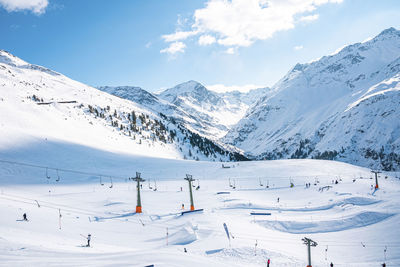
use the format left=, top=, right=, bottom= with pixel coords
left=0, top=35, right=399, bottom=266
left=0, top=153, right=399, bottom=266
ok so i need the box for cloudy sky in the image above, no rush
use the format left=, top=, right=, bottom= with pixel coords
left=1, top=0, right=400, bottom=92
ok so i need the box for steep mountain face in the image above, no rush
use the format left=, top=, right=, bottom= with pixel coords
left=99, top=86, right=160, bottom=106
left=224, top=27, right=400, bottom=170
left=157, top=81, right=269, bottom=138
left=100, top=81, right=268, bottom=141
left=220, top=87, right=271, bottom=107
left=157, top=81, right=238, bottom=138
left=0, top=50, right=246, bottom=162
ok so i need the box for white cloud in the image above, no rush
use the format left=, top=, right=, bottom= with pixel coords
left=207, top=84, right=263, bottom=93
left=225, top=47, right=236, bottom=54
left=160, top=42, right=186, bottom=55
left=162, top=30, right=198, bottom=42
left=162, top=0, right=344, bottom=51
left=294, top=45, right=304, bottom=50
left=0, top=0, right=48, bottom=14
left=198, top=35, right=216, bottom=46
left=299, top=14, right=319, bottom=22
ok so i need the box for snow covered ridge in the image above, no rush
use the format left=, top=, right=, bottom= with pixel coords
left=98, top=82, right=269, bottom=140
left=224, top=27, right=400, bottom=171
left=0, top=49, right=246, bottom=162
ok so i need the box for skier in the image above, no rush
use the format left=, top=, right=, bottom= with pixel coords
left=267, top=258, right=270, bottom=267
left=382, top=263, right=386, bottom=267
left=181, top=204, right=184, bottom=210
left=184, top=247, right=187, bottom=253
left=330, top=263, right=333, bottom=267
left=23, top=213, right=28, bottom=221
left=86, top=234, right=91, bottom=247
left=277, top=197, right=280, bottom=203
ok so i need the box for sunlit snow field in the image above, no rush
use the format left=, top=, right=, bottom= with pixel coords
left=0, top=145, right=399, bottom=266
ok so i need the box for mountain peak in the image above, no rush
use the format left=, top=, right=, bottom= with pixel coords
left=159, top=80, right=209, bottom=99
left=0, top=50, right=28, bottom=66
left=378, top=27, right=399, bottom=37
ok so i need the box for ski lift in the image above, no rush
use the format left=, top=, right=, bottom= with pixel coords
left=196, top=179, right=200, bottom=190
left=232, top=179, right=236, bottom=189
left=148, top=180, right=153, bottom=190
left=153, top=180, right=157, bottom=191
left=229, top=178, right=233, bottom=188
left=259, top=178, right=263, bottom=187
left=109, top=177, right=113, bottom=188
left=99, top=176, right=104, bottom=186
left=325, top=245, right=328, bottom=261
left=266, top=180, right=269, bottom=189
left=56, top=169, right=60, bottom=182
left=45, top=167, right=51, bottom=179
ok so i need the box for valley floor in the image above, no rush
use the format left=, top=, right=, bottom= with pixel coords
left=0, top=145, right=399, bottom=266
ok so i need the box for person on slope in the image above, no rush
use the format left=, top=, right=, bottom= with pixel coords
left=330, top=262, right=333, bottom=267
left=23, top=213, right=28, bottom=221
left=86, top=234, right=91, bottom=247
left=267, top=258, right=270, bottom=267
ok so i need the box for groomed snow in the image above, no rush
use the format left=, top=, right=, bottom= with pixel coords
left=0, top=151, right=399, bottom=266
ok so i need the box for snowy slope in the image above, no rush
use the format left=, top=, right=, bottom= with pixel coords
left=97, top=84, right=224, bottom=140
left=0, top=153, right=399, bottom=266
left=98, top=82, right=268, bottom=141
left=156, top=81, right=268, bottom=139
left=0, top=50, right=244, bottom=162
left=224, top=27, right=400, bottom=171
left=1, top=30, right=400, bottom=267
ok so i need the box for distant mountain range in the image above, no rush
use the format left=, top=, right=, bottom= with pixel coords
left=99, top=81, right=269, bottom=140
left=0, top=50, right=246, bottom=163
left=1, top=27, right=399, bottom=170
left=224, top=27, right=400, bottom=170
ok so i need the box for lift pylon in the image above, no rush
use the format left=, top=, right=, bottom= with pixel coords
left=371, top=170, right=381, bottom=189
left=302, top=237, right=318, bottom=267
left=132, top=172, right=145, bottom=213
left=184, top=174, right=195, bottom=211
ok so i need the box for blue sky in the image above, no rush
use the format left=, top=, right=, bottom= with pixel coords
left=1, top=0, right=400, bottom=92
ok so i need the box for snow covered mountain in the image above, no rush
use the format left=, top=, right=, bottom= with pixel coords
left=99, top=81, right=268, bottom=140
left=0, top=50, right=246, bottom=162
left=224, top=27, right=400, bottom=170
left=157, top=80, right=245, bottom=138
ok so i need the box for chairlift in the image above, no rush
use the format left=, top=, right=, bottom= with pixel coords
left=232, top=179, right=236, bottom=189
left=100, top=176, right=104, bottom=186
left=109, top=177, right=113, bottom=188
left=196, top=179, right=200, bottom=190
left=148, top=180, right=153, bottom=190
left=229, top=178, right=233, bottom=188
left=259, top=178, right=263, bottom=187
left=46, top=167, right=51, bottom=179
left=266, top=180, right=269, bottom=189
left=56, top=169, right=60, bottom=182
left=153, top=180, right=157, bottom=191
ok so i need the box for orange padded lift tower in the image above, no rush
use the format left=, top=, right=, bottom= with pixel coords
left=371, top=170, right=381, bottom=189
left=132, top=172, right=145, bottom=213
left=184, top=174, right=195, bottom=211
